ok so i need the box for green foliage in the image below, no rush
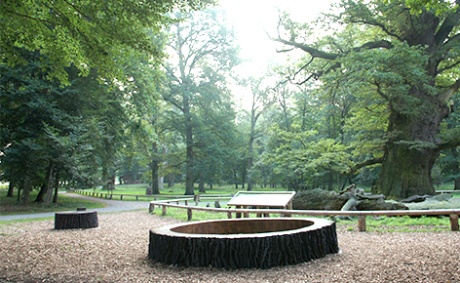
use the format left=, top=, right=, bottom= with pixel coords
left=0, top=0, right=210, bottom=84
left=160, top=8, right=240, bottom=193
left=384, top=0, right=459, bottom=15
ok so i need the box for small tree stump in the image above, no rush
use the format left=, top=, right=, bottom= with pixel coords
left=55, top=210, right=98, bottom=229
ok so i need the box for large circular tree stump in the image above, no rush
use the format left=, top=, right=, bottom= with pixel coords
left=149, top=218, right=339, bottom=269
left=54, top=209, right=98, bottom=230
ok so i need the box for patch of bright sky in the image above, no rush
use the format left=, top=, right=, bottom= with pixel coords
left=218, top=0, right=336, bottom=76
left=216, top=0, right=336, bottom=109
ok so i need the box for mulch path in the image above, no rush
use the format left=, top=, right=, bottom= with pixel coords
left=1, top=211, right=459, bottom=283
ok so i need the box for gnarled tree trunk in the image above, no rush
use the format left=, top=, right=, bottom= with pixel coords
left=374, top=90, right=451, bottom=198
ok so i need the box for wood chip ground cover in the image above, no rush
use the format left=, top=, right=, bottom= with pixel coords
left=0, top=211, right=459, bottom=283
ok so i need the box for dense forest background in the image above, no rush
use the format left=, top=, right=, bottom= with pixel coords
left=1, top=0, right=459, bottom=205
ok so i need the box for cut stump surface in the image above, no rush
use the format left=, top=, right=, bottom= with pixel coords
left=149, top=218, right=339, bottom=269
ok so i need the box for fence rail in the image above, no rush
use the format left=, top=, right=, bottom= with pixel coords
left=74, top=190, right=232, bottom=201
left=149, top=198, right=460, bottom=232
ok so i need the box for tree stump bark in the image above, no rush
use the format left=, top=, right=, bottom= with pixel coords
left=54, top=210, right=98, bottom=229
left=148, top=218, right=339, bottom=269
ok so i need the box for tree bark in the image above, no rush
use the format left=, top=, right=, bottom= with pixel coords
left=20, top=176, right=31, bottom=205
left=55, top=211, right=98, bottom=229
left=149, top=218, right=338, bottom=269
left=151, top=142, right=160, bottom=195
left=35, top=162, right=53, bottom=203
left=184, top=96, right=195, bottom=195
left=198, top=175, right=205, bottom=193
left=374, top=92, right=450, bottom=198
left=247, top=110, right=256, bottom=191
left=6, top=181, right=14, bottom=197
left=52, top=169, right=59, bottom=204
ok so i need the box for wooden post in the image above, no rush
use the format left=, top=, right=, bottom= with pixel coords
left=450, top=214, right=459, bottom=231
left=185, top=200, right=188, bottom=205
left=187, top=208, right=192, bottom=221
left=358, top=215, right=366, bottom=232
left=227, top=212, right=232, bottom=219
left=136, top=196, right=139, bottom=201
left=120, top=195, right=123, bottom=200
left=162, top=205, right=167, bottom=216
left=236, top=206, right=241, bottom=218
left=149, top=203, right=155, bottom=213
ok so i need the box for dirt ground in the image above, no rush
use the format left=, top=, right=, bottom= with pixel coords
left=1, top=211, right=459, bottom=283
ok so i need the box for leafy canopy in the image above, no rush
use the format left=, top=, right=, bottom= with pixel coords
left=0, top=0, right=211, bottom=84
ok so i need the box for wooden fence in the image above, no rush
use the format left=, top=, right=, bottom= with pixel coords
left=149, top=198, right=460, bottom=232
left=74, top=190, right=232, bottom=201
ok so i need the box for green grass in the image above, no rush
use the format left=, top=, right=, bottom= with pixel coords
left=337, top=215, right=452, bottom=232
left=0, top=216, right=55, bottom=226
left=152, top=206, right=453, bottom=233
left=89, top=183, right=288, bottom=196
left=435, top=181, right=456, bottom=191
left=0, top=190, right=106, bottom=215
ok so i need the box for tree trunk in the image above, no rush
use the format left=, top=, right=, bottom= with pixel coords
left=151, top=142, right=160, bottom=195
left=35, top=162, right=53, bottom=203
left=198, top=175, right=205, bottom=193
left=184, top=97, right=195, bottom=195
left=374, top=92, right=449, bottom=198
left=52, top=169, right=60, bottom=204
left=167, top=174, right=175, bottom=188
left=20, top=176, right=32, bottom=205
left=247, top=136, right=254, bottom=191
left=7, top=180, right=14, bottom=197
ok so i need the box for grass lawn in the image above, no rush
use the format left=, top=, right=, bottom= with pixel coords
left=152, top=206, right=454, bottom=232
left=89, top=183, right=288, bottom=196
left=0, top=190, right=106, bottom=215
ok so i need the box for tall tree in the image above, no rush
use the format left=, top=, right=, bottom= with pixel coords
left=244, top=76, right=276, bottom=191
left=162, top=9, right=239, bottom=195
left=273, top=0, right=460, bottom=198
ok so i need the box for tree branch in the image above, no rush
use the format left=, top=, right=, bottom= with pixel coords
left=438, top=129, right=460, bottom=151
left=434, top=5, right=460, bottom=46
left=271, top=37, right=339, bottom=60
left=437, top=79, right=460, bottom=104
left=352, top=40, right=393, bottom=52
left=437, top=59, right=460, bottom=74
left=348, top=18, right=404, bottom=42
left=347, top=156, right=384, bottom=175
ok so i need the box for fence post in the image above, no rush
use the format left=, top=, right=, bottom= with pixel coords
left=358, top=215, right=366, bottom=232
left=450, top=214, right=459, bottom=231
left=187, top=208, right=192, bottom=221
left=162, top=205, right=167, bottom=216
left=227, top=212, right=232, bottom=219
